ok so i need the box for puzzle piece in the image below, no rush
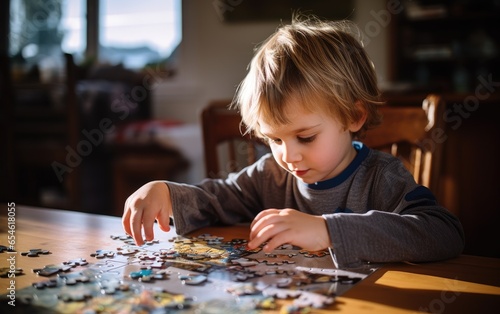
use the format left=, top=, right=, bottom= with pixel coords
left=140, top=260, right=166, bottom=269
left=90, top=249, right=116, bottom=259
left=33, top=264, right=72, bottom=276
left=197, top=234, right=224, bottom=245
left=86, top=259, right=127, bottom=273
left=280, top=304, right=312, bottom=314
left=0, top=267, right=23, bottom=278
left=99, top=278, right=131, bottom=294
left=262, top=287, right=302, bottom=299
left=231, top=257, right=258, bottom=267
left=256, top=257, right=296, bottom=266
left=255, top=296, right=278, bottom=311
left=58, top=272, right=91, bottom=285
left=0, top=245, right=14, bottom=253
left=179, top=274, right=207, bottom=285
left=129, top=268, right=169, bottom=282
left=116, top=245, right=140, bottom=256
left=294, top=291, right=334, bottom=308
left=233, top=271, right=258, bottom=282
left=154, top=249, right=179, bottom=259
left=63, top=258, right=89, bottom=267
left=144, top=239, right=160, bottom=245
left=262, top=287, right=334, bottom=309
left=299, top=249, right=329, bottom=258
left=135, top=252, right=157, bottom=260
left=59, top=290, right=92, bottom=302
left=32, top=279, right=59, bottom=289
left=226, top=282, right=259, bottom=296
left=21, top=248, right=51, bottom=257
left=110, top=234, right=135, bottom=245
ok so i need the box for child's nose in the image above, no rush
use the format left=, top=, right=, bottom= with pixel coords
left=281, top=143, right=302, bottom=164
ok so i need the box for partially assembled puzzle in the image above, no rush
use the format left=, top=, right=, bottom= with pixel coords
left=0, top=234, right=376, bottom=313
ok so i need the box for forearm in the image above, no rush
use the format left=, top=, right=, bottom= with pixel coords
left=166, top=180, right=259, bottom=235
left=324, top=208, right=465, bottom=268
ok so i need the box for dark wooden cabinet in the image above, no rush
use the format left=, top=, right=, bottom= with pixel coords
left=5, top=54, right=81, bottom=211
left=388, top=1, right=500, bottom=93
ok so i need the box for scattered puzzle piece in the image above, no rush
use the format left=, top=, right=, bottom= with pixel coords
left=21, top=248, right=51, bottom=257
left=0, top=245, right=15, bottom=253
left=117, top=246, right=141, bottom=256
left=294, top=291, right=334, bottom=308
left=231, top=257, right=258, bottom=267
left=32, top=279, right=59, bottom=289
left=63, top=258, right=89, bottom=267
left=299, top=249, right=329, bottom=258
left=179, top=274, right=207, bottom=285
left=33, top=264, right=72, bottom=276
left=255, top=296, right=278, bottom=310
left=110, top=234, right=135, bottom=245
left=129, top=268, right=169, bottom=282
left=256, top=257, right=296, bottom=266
left=99, top=278, right=130, bottom=294
left=90, top=249, right=116, bottom=259
left=262, top=287, right=302, bottom=299
left=0, top=267, right=23, bottom=278
left=58, top=272, right=91, bottom=285
left=226, top=282, right=259, bottom=296
left=263, top=287, right=334, bottom=309
left=59, top=290, right=92, bottom=302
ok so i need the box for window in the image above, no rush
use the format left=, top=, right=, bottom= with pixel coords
left=9, top=0, right=182, bottom=71
left=100, top=0, right=181, bottom=69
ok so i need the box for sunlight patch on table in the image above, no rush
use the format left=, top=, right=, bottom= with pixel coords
left=375, top=271, right=500, bottom=295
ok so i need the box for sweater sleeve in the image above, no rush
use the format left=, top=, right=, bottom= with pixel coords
left=166, top=155, right=277, bottom=235
left=324, top=159, right=465, bottom=268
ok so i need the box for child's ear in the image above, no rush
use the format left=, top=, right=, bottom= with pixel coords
left=348, top=101, right=367, bottom=133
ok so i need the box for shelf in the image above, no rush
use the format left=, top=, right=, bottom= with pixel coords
left=389, top=2, right=500, bottom=94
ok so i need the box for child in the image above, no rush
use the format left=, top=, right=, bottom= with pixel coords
left=122, top=15, right=464, bottom=268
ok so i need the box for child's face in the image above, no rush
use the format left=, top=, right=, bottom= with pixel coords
left=259, top=99, right=360, bottom=184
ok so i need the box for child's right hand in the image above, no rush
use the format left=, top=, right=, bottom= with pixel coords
left=122, top=181, right=173, bottom=246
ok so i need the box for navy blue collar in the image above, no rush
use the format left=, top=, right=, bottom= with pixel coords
left=305, top=141, right=369, bottom=190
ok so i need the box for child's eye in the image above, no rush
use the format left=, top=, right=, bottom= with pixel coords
left=298, top=135, right=316, bottom=143
left=266, top=137, right=282, bottom=144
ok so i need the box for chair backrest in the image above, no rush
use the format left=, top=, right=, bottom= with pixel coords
left=202, top=95, right=445, bottom=195
left=202, top=100, right=268, bottom=179
left=362, top=94, right=445, bottom=194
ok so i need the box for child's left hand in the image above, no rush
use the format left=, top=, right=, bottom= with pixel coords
left=247, top=208, right=331, bottom=252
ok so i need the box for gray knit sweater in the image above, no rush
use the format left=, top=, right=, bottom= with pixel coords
left=167, top=142, right=464, bottom=268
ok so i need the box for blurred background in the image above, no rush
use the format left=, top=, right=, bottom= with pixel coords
left=1, top=0, right=499, bottom=258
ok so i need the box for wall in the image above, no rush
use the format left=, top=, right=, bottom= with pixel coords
left=154, top=0, right=392, bottom=183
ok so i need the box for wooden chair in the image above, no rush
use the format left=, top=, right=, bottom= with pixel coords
left=362, top=94, right=445, bottom=195
left=202, top=100, right=268, bottom=179
left=202, top=95, right=445, bottom=197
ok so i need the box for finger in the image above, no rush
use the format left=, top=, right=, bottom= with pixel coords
left=122, top=211, right=132, bottom=236
left=157, top=209, right=171, bottom=232
left=248, top=221, right=288, bottom=250
left=263, top=230, right=292, bottom=252
left=142, top=213, right=155, bottom=242
left=122, top=198, right=132, bottom=235
left=250, top=209, right=279, bottom=229
left=249, top=212, right=282, bottom=240
left=130, top=206, right=145, bottom=246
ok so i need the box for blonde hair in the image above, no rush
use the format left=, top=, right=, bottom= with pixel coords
left=232, top=14, right=382, bottom=139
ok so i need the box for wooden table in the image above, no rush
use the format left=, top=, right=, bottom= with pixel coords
left=1, top=204, right=499, bottom=313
